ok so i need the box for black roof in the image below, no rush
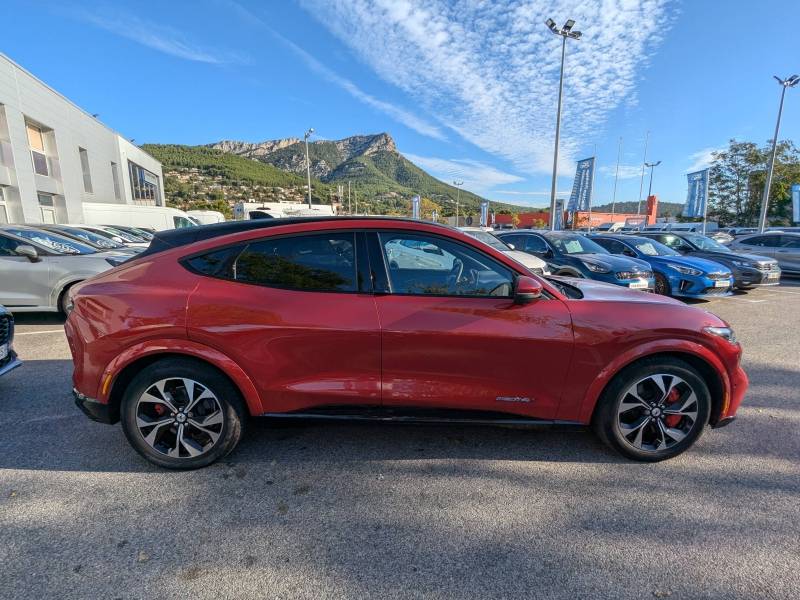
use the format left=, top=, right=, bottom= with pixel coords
left=136, top=216, right=451, bottom=259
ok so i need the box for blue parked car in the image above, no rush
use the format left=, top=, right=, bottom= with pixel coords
left=496, top=231, right=655, bottom=291
left=592, top=235, right=733, bottom=297
left=0, top=305, right=21, bottom=379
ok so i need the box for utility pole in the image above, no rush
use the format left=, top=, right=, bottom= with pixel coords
left=453, top=182, right=464, bottom=225
left=636, top=132, right=650, bottom=226
left=348, top=181, right=351, bottom=216
left=304, top=128, right=314, bottom=209
left=545, top=18, right=582, bottom=230
left=758, top=75, right=799, bottom=232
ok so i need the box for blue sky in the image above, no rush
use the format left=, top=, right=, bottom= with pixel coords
left=3, top=0, right=800, bottom=208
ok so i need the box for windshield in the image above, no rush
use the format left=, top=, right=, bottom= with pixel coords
left=94, top=226, right=146, bottom=243
left=631, top=238, right=680, bottom=256
left=57, top=227, right=124, bottom=249
left=464, top=230, right=509, bottom=251
left=548, top=234, right=609, bottom=255
left=682, top=233, right=730, bottom=251
left=6, top=228, right=96, bottom=254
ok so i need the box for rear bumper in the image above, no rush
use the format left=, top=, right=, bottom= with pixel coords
left=73, top=388, right=115, bottom=424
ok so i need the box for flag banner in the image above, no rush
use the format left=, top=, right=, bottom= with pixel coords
left=793, top=184, right=800, bottom=223
left=566, top=157, right=595, bottom=212
left=682, top=170, right=709, bottom=217
left=480, top=202, right=489, bottom=227
left=431, top=209, right=438, bottom=222
left=554, top=198, right=565, bottom=230
left=412, top=196, right=420, bottom=219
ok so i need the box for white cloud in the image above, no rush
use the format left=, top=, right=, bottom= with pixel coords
left=299, top=0, right=673, bottom=173
left=404, top=154, right=523, bottom=191
left=71, top=5, right=246, bottom=64
left=225, top=1, right=445, bottom=141
left=685, top=147, right=723, bottom=172
left=598, top=164, right=644, bottom=179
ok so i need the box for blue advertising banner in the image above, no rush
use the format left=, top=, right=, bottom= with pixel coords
left=412, top=196, right=420, bottom=219
left=480, top=202, right=489, bottom=227
left=793, top=184, right=800, bottom=223
left=553, top=198, right=565, bottom=231
left=682, top=170, right=709, bottom=217
left=567, top=157, right=595, bottom=212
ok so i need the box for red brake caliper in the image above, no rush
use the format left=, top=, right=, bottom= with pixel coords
left=664, top=387, right=682, bottom=428
left=153, top=404, right=166, bottom=416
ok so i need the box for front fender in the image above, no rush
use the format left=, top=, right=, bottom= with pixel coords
left=49, top=273, right=101, bottom=308
left=574, top=339, right=731, bottom=424
left=98, top=339, right=264, bottom=416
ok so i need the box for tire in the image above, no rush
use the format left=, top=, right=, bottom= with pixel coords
left=654, top=273, right=671, bottom=296
left=591, top=357, right=711, bottom=462
left=120, top=358, right=247, bottom=470
left=59, top=283, right=77, bottom=316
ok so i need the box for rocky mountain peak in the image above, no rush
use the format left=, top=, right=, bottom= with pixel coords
left=207, top=138, right=300, bottom=157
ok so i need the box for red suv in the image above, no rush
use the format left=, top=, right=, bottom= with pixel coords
left=65, top=218, right=747, bottom=469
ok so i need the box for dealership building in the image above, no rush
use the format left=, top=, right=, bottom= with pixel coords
left=0, top=52, right=164, bottom=225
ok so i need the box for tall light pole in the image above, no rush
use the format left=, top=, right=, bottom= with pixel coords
left=304, top=128, right=314, bottom=208
left=757, top=75, right=799, bottom=232
left=453, top=182, right=464, bottom=224
left=646, top=161, right=661, bottom=198
left=545, top=18, right=582, bottom=231
left=635, top=132, right=650, bottom=225
left=611, top=137, right=622, bottom=222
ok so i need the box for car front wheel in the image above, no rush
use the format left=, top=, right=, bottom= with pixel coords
left=120, top=358, right=247, bottom=470
left=592, top=357, right=711, bottom=461
left=654, top=273, right=670, bottom=296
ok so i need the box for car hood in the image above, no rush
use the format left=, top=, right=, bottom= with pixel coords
left=578, top=253, right=653, bottom=272
left=701, top=250, right=774, bottom=264
left=503, top=249, right=547, bottom=270
left=649, top=255, right=731, bottom=273
left=549, top=277, right=683, bottom=304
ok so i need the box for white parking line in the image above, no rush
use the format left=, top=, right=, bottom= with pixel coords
left=16, top=330, right=65, bottom=336
left=763, top=289, right=800, bottom=295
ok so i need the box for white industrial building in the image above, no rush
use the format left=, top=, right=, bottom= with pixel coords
left=0, top=52, right=164, bottom=225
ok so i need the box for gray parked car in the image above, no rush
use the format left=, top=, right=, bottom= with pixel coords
left=39, top=224, right=142, bottom=254
left=728, top=232, right=800, bottom=276
left=0, top=225, right=130, bottom=314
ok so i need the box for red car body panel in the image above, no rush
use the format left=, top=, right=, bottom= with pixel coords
left=66, top=217, right=747, bottom=429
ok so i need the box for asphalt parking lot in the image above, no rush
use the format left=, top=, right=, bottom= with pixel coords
left=1, top=281, right=799, bottom=600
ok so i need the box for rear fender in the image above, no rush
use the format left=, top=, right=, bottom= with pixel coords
left=98, top=339, right=263, bottom=416
left=575, top=340, right=731, bottom=424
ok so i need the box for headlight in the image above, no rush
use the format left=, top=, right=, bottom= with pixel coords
left=731, top=260, right=755, bottom=268
left=704, top=326, right=739, bottom=346
left=581, top=260, right=611, bottom=273
left=667, top=263, right=703, bottom=276
left=105, top=257, right=127, bottom=267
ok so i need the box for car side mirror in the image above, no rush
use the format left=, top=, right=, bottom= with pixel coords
left=542, top=249, right=554, bottom=258
left=514, top=276, right=543, bottom=305
left=623, top=250, right=637, bottom=257
left=17, top=244, right=40, bottom=262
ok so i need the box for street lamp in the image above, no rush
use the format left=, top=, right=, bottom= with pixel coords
left=757, top=75, right=799, bottom=232
left=304, top=127, right=314, bottom=209
left=453, top=182, right=464, bottom=224
left=545, top=18, right=582, bottom=231
left=646, top=160, right=661, bottom=198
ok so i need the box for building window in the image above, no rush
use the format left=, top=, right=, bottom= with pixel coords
left=38, top=193, right=56, bottom=224
left=111, top=162, right=121, bottom=199
left=78, top=147, right=93, bottom=193
left=27, top=123, right=49, bottom=176
left=0, top=187, right=8, bottom=224
left=128, top=160, right=160, bottom=205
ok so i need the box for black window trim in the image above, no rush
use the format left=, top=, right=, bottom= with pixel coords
left=183, top=230, right=368, bottom=295
left=369, top=228, right=543, bottom=300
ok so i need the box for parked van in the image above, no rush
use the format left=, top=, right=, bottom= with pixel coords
left=234, top=202, right=336, bottom=220
left=187, top=210, right=226, bottom=225
left=82, top=203, right=196, bottom=231
left=596, top=222, right=626, bottom=232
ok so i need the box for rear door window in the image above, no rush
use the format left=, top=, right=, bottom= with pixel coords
left=744, top=235, right=779, bottom=247
left=780, top=236, right=800, bottom=249
left=222, top=233, right=359, bottom=292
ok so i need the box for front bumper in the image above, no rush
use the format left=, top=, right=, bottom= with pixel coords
left=671, top=275, right=733, bottom=297
left=735, top=268, right=781, bottom=288
left=73, top=388, right=115, bottom=424
left=0, top=354, right=22, bottom=378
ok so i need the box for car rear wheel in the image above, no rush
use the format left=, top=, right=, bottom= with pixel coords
left=120, top=358, right=247, bottom=470
left=592, top=357, right=711, bottom=462
left=654, top=273, right=671, bottom=296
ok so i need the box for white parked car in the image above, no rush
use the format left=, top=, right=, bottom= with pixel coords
left=0, top=225, right=129, bottom=313
left=458, top=227, right=550, bottom=275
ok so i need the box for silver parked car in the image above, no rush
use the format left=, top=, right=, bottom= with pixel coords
left=73, top=225, right=150, bottom=249
left=39, top=224, right=143, bottom=254
left=458, top=227, right=550, bottom=275
left=0, top=225, right=130, bottom=314
left=728, top=232, right=800, bottom=275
